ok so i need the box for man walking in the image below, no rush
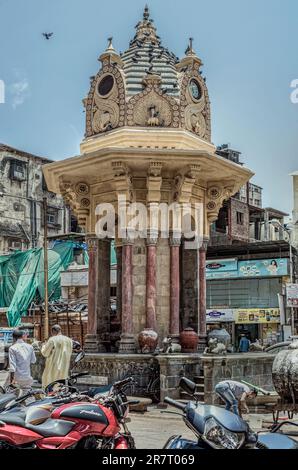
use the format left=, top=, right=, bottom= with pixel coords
left=215, top=380, right=257, bottom=415
left=41, top=325, right=73, bottom=388
left=9, top=329, right=36, bottom=389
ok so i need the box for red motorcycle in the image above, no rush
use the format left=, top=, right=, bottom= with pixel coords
left=0, top=377, right=137, bottom=449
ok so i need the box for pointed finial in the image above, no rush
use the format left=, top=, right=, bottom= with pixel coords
left=143, top=4, right=150, bottom=20
left=185, top=37, right=196, bottom=56
left=106, top=36, right=115, bottom=52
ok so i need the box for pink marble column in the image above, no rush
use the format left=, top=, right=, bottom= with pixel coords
left=119, top=239, right=136, bottom=353
left=86, top=236, right=97, bottom=338
left=146, top=237, right=158, bottom=332
left=198, top=239, right=208, bottom=351
left=169, top=236, right=181, bottom=340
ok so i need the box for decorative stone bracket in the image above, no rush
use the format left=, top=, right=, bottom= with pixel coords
left=111, top=161, right=134, bottom=203
left=59, top=178, right=90, bottom=231
left=173, top=164, right=201, bottom=203
left=147, top=161, right=163, bottom=203
left=206, top=180, right=239, bottom=224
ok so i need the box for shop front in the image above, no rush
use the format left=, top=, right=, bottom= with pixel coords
left=234, top=308, right=282, bottom=348
left=206, top=257, right=289, bottom=349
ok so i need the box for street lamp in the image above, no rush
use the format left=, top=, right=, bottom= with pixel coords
left=269, top=219, right=295, bottom=334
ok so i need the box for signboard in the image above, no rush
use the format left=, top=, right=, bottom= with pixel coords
left=206, top=258, right=289, bottom=280
left=206, top=309, right=234, bottom=323
left=235, top=308, right=280, bottom=324
left=286, top=283, right=298, bottom=307
left=0, top=328, right=14, bottom=344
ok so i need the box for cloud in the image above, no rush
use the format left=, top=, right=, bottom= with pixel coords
left=9, top=74, right=30, bottom=109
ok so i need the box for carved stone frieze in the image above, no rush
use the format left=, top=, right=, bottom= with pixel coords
left=179, top=67, right=211, bottom=141
left=85, top=65, right=126, bottom=137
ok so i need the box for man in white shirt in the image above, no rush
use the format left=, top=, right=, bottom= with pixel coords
left=9, top=329, right=36, bottom=389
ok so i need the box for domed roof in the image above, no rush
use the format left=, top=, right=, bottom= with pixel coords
left=121, top=5, right=179, bottom=97
left=84, top=6, right=211, bottom=143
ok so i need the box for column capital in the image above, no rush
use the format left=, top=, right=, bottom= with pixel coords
left=199, top=237, right=209, bottom=252
left=146, top=230, right=159, bottom=246
left=169, top=231, right=182, bottom=247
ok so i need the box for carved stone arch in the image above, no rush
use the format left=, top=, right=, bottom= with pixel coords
left=179, top=67, right=211, bottom=141
left=127, top=76, right=179, bottom=128
left=85, top=63, right=126, bottom=137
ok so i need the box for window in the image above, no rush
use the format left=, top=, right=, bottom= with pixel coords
left=47, top=212, right=57, bottom=225
left=236, top=211, right=244, bottom=225
left=9, top=160, right=26, bottom=181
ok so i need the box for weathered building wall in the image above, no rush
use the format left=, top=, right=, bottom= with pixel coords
left=230, top=198, right=250, bottom=241
left=0, top=147, right=71, bottom=255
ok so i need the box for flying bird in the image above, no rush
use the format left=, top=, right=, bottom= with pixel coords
left=42, top=32, right=53, bottom=40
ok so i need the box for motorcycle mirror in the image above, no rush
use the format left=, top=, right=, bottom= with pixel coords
left=179, top=377, right=196, bottom=396
left=74, top=351, right=85, bottom=363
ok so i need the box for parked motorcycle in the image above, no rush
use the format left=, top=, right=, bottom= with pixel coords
left=163, top=377, right=298, bottom=450
left=0, top=351, right=88, bottom=413
left=0, top=376, right=137, bottom=449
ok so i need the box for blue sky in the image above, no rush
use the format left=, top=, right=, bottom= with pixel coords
left=0, top=0, right=297, bottom=214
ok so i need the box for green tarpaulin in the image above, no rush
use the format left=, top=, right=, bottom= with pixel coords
left=0, top=240, right=116, bottom=327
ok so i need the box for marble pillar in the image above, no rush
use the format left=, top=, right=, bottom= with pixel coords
left=198, top=239, right=208, bottom=351
left=84, top=236, right=111, bottom=353
left=119, top=239, right=136, bottom=353
left=116, top=246, right=122, bottom=324
left=169, top=236, right=181, bottom=341
left=145, top=236, right=158, bottom=332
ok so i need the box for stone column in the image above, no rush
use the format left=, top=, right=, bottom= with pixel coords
left=169, top=235, right=181, bottom=341
left=119, top=239, right=136, bottom=353
left=116, top=246, right=122, bottom=324
left=145, top=235, right=158, bottom=332
left=84, top=236, right=111, bottom=353
left=198, top=238, right=208, bottom=351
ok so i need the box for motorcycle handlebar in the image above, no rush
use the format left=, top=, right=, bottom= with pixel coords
left=164, top=397, right=187, bottom=412
left=112, top=377, right=135, bottom=390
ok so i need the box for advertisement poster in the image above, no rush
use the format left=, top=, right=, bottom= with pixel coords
left=235, top=308, right=280, bottom=324
left=286, top=283, right=298, bottom=307
left=206, top=258, right=289, bottom=280
left=206, top=309, right=234, bottom=323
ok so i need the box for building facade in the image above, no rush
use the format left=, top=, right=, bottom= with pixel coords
left=291, top=171, right=298, bottom=248
left=44, top=6, right=253, bottom=353
left=210, top=145, right=288, bottom=247
left=0, top=144, right=71, bottom=254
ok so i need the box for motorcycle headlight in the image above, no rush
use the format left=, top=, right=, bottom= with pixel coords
left=202, top=417, right=245, bottom=449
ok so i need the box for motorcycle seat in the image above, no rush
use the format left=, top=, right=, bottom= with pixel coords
left=0, top=410, right=75, bottom=438
left=26, top=418, right=75, bottom=438
left=0, top=393, right=18, bottom=411
left=0, top=409, right=26, bottom=427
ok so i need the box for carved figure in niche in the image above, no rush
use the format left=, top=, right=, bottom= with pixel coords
left=147, top=105, right=160, bottom=126
left=190, top=112, right=206, bottom=137
left=94, top=110, right=112, bottom=132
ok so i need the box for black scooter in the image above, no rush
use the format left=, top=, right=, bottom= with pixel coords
left=163, top=378, right=298, bottom=450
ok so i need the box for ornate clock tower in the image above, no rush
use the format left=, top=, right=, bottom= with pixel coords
left=44, top=6, right=253, bottom=353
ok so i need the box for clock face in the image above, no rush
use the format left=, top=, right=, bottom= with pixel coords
left=189, top=79, right=202, bottom=101
left=98, top=75, right=114, bottom=96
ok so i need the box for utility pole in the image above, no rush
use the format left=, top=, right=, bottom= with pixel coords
left=43, top=197, right=49, bottom=340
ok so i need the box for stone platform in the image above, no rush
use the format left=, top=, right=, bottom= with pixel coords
left=31, top=352, right=276, bottom=403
